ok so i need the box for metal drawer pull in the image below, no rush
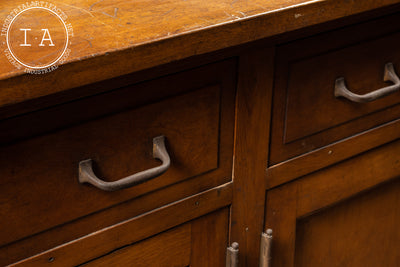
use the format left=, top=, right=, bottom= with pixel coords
left=79, top=135, right=170, bottom=191
left=335, top=62, right=400, bottom=103
left=259, top=229, right=273, bottom=267
left=226, top=242, right=239, bottom=267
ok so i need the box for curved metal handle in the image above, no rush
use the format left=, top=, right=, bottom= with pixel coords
left=335, top=63, right=400, bottom=103
left=79, top=135, right=170, bottom=191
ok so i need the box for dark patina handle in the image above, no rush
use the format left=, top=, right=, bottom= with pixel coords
left=79, top=135, right=170, bottom=191
left=335, top=63, right=400, bottom=103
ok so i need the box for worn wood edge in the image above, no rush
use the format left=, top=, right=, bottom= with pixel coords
left=9, top=182, right=232, bottom=266
left=266, top=118, right=400, bottom=189
left=0, top=57, right=237, bottom=123
left=1, top=0, right=400, bottom=108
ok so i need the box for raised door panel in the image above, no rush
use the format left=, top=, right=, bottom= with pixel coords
left=294, top=178, right=400, bottom=266
left=265, top=139, right=400, bottom=266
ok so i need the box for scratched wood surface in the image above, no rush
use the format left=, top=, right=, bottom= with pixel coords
left=0, top=0, right=400, bottom=108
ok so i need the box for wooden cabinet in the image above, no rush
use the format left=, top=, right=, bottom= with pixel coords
left=2, top=2, right=400, bottom=266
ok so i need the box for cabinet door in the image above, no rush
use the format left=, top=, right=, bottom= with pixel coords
left=265, top=140, right=400, bottom=266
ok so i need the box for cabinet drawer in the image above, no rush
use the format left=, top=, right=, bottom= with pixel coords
left=268, top=13, right=400, bottom=186
left=81, top=225, right=192, bottom=267
left=0, top=60, right=236, bottom=258
left=12, top=196, right=230, bottom=267
left=271, top=13, right=400, bottom=165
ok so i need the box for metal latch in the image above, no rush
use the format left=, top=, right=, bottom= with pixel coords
left=259, top=229, right=273, bottom=267
left=226, top=242, right=239, bottom=267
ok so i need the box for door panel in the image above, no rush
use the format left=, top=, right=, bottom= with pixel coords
left=265, top=139, right=400, bottom=266
left=295, top=178, right=400, bottom=267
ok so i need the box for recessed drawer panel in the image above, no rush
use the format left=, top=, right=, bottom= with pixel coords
left=270, top=13, right=400, bottom=167
left=0, top=60, right=235, bottom=250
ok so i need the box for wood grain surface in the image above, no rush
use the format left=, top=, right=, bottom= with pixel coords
left=1, top=0, right=400, bottom=108
left=230, top=47, right=274, bottom=266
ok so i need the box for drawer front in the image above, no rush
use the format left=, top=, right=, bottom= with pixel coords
left=268, top=13, right=400, bottom=185
left=12, top=200, right=230, bottom=267
left=81, top=225, right=192, bottom=267
left=0, top=60, right=236, bottom=251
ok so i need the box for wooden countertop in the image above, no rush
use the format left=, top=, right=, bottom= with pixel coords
left=0, top=0, right=399, bottom=108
